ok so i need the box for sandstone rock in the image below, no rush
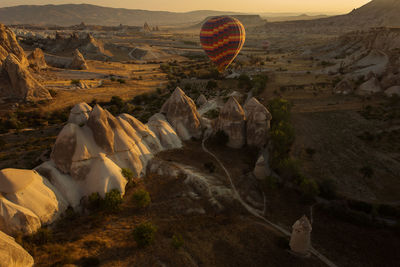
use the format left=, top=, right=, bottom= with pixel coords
left=384, top=86, right=400, bottom=97
left=0, top=231, right=34, bottom=267
left=0, top=24, right=28, bottom=67
left=0, top=196, right=41, bottom=235
left=69, top=49, right=88, bottom=70
left=244, top=97, right=272, bottom=148
left=217, top=97, right=246, bottom=148
left=3, top=54, right=52, bottom=102
left=196, top=94, right=207, bottom=106
left=0, top=169, right=67, bottom=225
left=161, top=87, right=202, bottom=140
left=27, top=48, right=47, bottom=70
left=147, top=113, right=183, bottom=150
left=356, top=76, right=382, bottom=95
left=289, top=215, right=312, bottom=255
left=334, top=78, right=354, bottom=94
left=68, top=102, right=92, bottom=125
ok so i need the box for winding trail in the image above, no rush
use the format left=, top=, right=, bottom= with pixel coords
left=201, top=134, right=338, bottom=267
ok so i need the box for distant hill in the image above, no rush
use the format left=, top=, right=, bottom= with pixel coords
left=0, top=4, right=245, bottom=26
left=189, top=15, right=265, bottom=30
left=265, top=0, right=400, bottom=34
left=264, top=14, right=330, bottom=22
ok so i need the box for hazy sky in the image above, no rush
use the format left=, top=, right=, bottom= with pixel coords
left=0, top=0, right=371, bottom=13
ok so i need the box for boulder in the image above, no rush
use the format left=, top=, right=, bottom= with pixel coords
left=27, top=48, right=47, bottom=70
left=244, top=97, right=272, bottom=148
left=0, top=196, right=41, bottom=235
left=334, top=78, right=354, bottom=95
left=147, top=113, right=183, bottom=150
left=161, top=87, right=202, bottom=140
left=0, top=169, right=67, bottom=225
left=196, top=94, right=207, bottom=107
left=217, top=97, right=246, bottom=148
left=69, top=49, right=88, bottom=70
left=289, top=215, right=312, bottom=255
left=384, top=86, right=400, bottom=97
left=2, top=54, right=52, bottom=102
left=0, top=231, right=34, bottom=267
left=0, top=24, right=28, bottom=67
left=356, top=76, right=382, bottom=95
left=68, top=102, right=92, bottom=125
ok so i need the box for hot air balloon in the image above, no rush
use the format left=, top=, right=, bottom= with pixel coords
left=200, top=16, right=246, bottom=72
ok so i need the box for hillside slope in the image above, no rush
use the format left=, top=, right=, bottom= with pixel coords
left=0, top=4, right=244, bottom=26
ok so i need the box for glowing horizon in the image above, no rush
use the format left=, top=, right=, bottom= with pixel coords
left=0, top=0, right=372, bottom=14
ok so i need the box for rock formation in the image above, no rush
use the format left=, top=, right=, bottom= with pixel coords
left=68, top=102, right=92, bottom=125
left=289, top=215, right=312, bottom=255
left=217, top=97, right=246, bottom=148
left=0, top=231, right=34, bottom=267
left=384, top=85, right=400, bottom=97
left=35, top=102, right=182, bottom=210
left=0, top=24, right=28, bottom=68
left=27, top=48, right=47, bottom=70
left=244, top=97, right=272, bottom=148
left=0, top=168, right=67, bottom=228
left=161, top=87, right=203, bottom=140
left=2, top=54, right=52, bottom=101
left=334, top=78, right=354, bottom=95
left=356, top=76, right=382, bottom=95
left=196, top=94, right=207, bottom=106
left=69, top=49, right=88, bottom=70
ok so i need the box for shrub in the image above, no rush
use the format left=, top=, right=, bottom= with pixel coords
left=347, top=199, right=373, bottom=214
left=305, top=147, right=316, bottom=157
left=117, top=78, right=126, bottom=84
left=204, top=109, right=220, bottom=119
left=132, top=190, right=151, bottom=208
left=268, top=98, right=292, bottom=124
left=71, top=79, right=80, bottom=85
left=204, top=162, right=216, bottom=173
left=121, top=168, right=134, bottom=183
left=206, top=80, right=218, bottom=90
left=213, top=130, right=229, bottom=146
left=48, top=89, right=58, bottom=97
left=171, top=234, right=184, bottom=249
left=110, top=76, right=116, bottom=82
left=132, top=222, right=157, bottom=248
left=88, top=192, right=103, bottom=211
left=80, top=256, right=100, bottom=267
left=238, top=73, right=252, bottom=90
left=103, top=189, right=123, bottom=212
left=359, top=166, right=374, bottom=178
left=26, top=227, right=53, bottom=245
left=318, top=179, right=337, bottom=199
left=110, top=96, right=124, bottom=109
left=299, top=177, right=320, bottom=200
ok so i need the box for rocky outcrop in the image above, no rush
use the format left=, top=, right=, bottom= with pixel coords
left=35, top=103, right=182, bottom=210
left=27, top=48, right=47, bottom=70
left=2, top=54, right=52, bottom=101
left=334, top=78, right=354, bottom=95
left=68, top=102, right=92, bottom=125
left=0, top=231, right=34, bottom=267
left=0, top=168, right=67, bottom=226
left=69, top=49, right=88, bottom=70
left=289, top=215, right=312, bottom=255
left=196, top=94, right=207, bottom=107
left=244, top=97, right=272, bottom=148
left=356, top=76, right=382, bottom=95
left=161, top=87, right=203, bottom=140
left=0, top=196, right=41, bottom=236
left=0, top=24, right=28, bottom=68
left=217, top=97, right=246, bottom=148
left=384, top=86, right=400, bottom=97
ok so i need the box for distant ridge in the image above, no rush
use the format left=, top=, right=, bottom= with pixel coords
left=0, top=4, right=245, bottom=26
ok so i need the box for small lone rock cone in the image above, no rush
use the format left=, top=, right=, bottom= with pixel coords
left=28, top=48, right=47, bottom=70
left=69, top=49, right=88, bottom=70
left=196, top=94, right=207, bottom=107
left=290, top=215, right=312, bottom=255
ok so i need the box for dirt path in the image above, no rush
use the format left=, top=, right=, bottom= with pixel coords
left=201, top=133, right=338, bottom=267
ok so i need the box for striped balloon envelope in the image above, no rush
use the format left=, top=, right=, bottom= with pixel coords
left=200, top=16, right=246, bottom=72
